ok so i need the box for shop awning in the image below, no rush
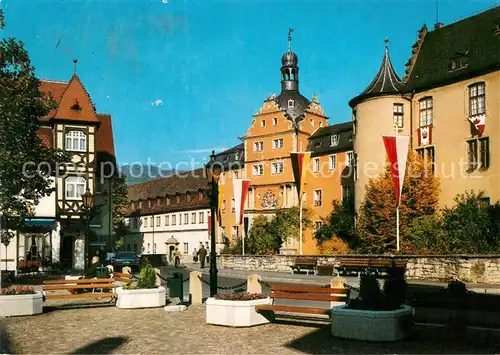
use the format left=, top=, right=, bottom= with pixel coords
left=23, top=218, right=55, bottom=227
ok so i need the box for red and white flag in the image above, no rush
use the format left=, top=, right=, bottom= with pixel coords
left=233, top=179, right=250, bottom=225
left=382, top=135, right=410, bottom=206
left=418, top=125, right=432, bottom=146
left=468, top=114, right=485, bottom=137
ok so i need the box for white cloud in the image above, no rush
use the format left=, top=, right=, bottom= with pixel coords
left=151, top=99, right=163, bottom=107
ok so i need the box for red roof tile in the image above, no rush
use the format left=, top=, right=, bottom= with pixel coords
left=96, top=114, right=115, bottom=157
left=39, top=80, right=68, bottom=120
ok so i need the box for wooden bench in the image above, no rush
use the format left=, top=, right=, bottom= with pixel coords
left=290, top=257, right=317, bottom=275
left=339, top=258, right=407, bottom=276
left=255, top=284, right=348, bottom=319
left=42, top=278, right=118, bottom=300
left=112, top=272, right=133, bottom=285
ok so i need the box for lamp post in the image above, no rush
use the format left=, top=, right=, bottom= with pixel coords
left=205, top=151, right=221, bottom=297
left=81, top=188, right=94, bottom=276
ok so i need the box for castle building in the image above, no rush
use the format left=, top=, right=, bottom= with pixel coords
left=350, top=6, right=500, bottom=211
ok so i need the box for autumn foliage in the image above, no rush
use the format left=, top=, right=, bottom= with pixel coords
left=356, top=152, right=440, bottom=254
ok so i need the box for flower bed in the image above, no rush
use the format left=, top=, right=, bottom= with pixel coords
left=0, top=287, right=43, bottom=317
left=206, top=292, right=272, bottom=327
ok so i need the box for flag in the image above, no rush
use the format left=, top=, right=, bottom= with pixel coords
left=468, top=114, right=485, bottom=137
left=216, top=184, right=224, bottom=222
left=233, top=179, right=250, bottom=224
left=418, top=125, right=432, bottom=146
left=382, top=135, right=410, bottom=206
left=290, top=152, right=311, bottom=198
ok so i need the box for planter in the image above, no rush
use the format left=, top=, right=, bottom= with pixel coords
left=206, top=297, right=272, bottom=327
left=331, top=305, right=414, bottom=342
left=115, top=286, right=166, bottom=309
left=0, top=292, right=43, bottom=317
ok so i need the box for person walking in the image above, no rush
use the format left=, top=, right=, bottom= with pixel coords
left=174, top=247, right=182, bottom=268
left=198, top=245, right=207, bottom=268
left=192, top=248, right=198, bottom=263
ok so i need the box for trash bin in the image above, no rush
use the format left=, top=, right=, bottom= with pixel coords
left=166, top=272, right=183, bottom=299
left=96, top=266, right=109, bottom=279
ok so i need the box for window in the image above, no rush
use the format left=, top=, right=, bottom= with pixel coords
left=416, top=147, right=435, bottom=172
left=222, top=200, right=226, bottom=212
left=156, top=216, right=161, bottom=227
left=480, top=137, right=490, bottom=169
left=147, top=243, right=150, bottom=254
left=183, top=243, right=188, bottom=254
left=139, top=201, right=142, bottom=209
left=154, top=243, right=157, bottom=253
left=288, top=99, right=295, bottom=108
left=260, top=120, right=266, bottom=128
left=254, top=141, right=264, bottom=152
left=313, top=189, right=322, bottom=207
left=191, top=212, right=196, bottom=224
left=219, top=173, right=226, bottom=185
left=172, top=215, right=177, bottom=225
left=273, top=117, right=278, bottom=126
left=235, top=152, right=239, bottom=160
left=199, top=212, right=204, bottom=224
left=150, top=216, right=154, bottom=226
left=231, top=199, right=235, bottom=213
left=469, top=82, right=486, bottom=116
left=310, top=119, right=314, bottom=127
left=144, top=218, right=148, bottom=228
left=233, top=171, right=239, bottom=180
left=65, top=130, right=86, bottom=152
left=179, top=213, right=183, bottom=225
left=131, top=202, right=135, bottom=210
left=186, top=194, right=191, bottom=202
left=419, top=97, right=433, bottom=127
left=315, top=140, right=323, bottom=148
left=330, top=135, right=339, bottom=147
left=232, top=226, right=239, bottom=237
left=319, top=121, right=323, bottom=127
left=468, top=137, right=490, bottom=170
left=272, top=138, right=284, bottom=149
left=393, top=103, right=404, bottom=128
left=329, top=154, right=337, bottom=170
left=314, top=221, right=322, bottom=231
left=346, top=151, right=354, bottom=167
left=165, top=215, right=170, bottom=226
left=253, top=164, right=264, bottom=176
left=184, top=213, right=189, bottom=224
left=198, top=192, right=203, bottom=201
left=148, top=200, right=152, bottom=208
left=467, top=139, right=478, bottom=170
left=166, top=197, right=170, bottom=206
left=313, top=158, right=320, bottom=173
left=176, top=196, right=180, bottom=203
left=272, top=161, right=284, bottom=175
left=65, top=176, right=86, bottom=199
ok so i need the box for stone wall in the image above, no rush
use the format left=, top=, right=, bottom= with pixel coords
left=218, top=254, right=500, bottom=284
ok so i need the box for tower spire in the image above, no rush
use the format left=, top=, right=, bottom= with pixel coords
left=73, top=58, right=78, bottom=75
left=288, top=28, right=294, bottom=51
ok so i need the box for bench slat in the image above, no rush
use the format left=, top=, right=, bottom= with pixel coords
left=112, top=272, right=132, bottom=278
left=271, top=285, right=347, bottom=294
left=44, top=292, right=116, bottom=300
left=114, top=277, right=133, bottom=284
left=43, top=284, right=116, bottom=290
left=271, top=292, right=346, bottom=302
left=255, top=304, right=330, bottom=315
left=42, top=278, right=114, bottom=285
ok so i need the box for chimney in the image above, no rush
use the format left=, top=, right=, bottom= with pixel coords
left=434, top=22, right=444, bottom=30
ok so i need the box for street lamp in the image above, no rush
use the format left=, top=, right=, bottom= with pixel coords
left=81, top=188, right=94, bottom=276
left=205, top=150, right=222, bottom=297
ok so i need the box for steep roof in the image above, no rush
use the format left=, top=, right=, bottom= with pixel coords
left=307, top=122, right=353, bottom=156
left=405, top=6, right=500, bottom=91
left=349, top=42, right=405, bottom=108
left=96, top=114, right=116, bottom=177
left=38, top=80, right=68, bottom=119
left=212, top=143, right=245, bottom=170
left=274, top=91, right=311, bottom=123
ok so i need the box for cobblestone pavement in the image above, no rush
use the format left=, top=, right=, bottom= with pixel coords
left=2, top=304, right=500, bottom=354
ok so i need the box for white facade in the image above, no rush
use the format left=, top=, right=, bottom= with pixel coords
left=125, top=208, right=211, bottom=263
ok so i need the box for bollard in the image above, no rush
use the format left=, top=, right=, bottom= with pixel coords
left=247, top=274, right=262, bottom=294
left=122, top=266, right=132, bottom=275
left=154, top=268, right=161, bottom=287
left=106, top=265, right=114, bottom=275
left=330, top=276, right=346, bottom=308
left=190, top=271, right=203, bottom=305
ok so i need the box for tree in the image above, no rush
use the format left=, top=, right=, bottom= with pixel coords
left=246, top=215, right=277, bottom=255
left=111, top=174, right=129, bottom=251
left=314, top=194, right=355, bottom=252
left=0, top=10, right=69, bottom=238
left=356, top=152, right=440, bottom=254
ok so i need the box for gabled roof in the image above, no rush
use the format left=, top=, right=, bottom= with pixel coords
left=405, top=6, right=500, bottom=91
left=349, top=42, right=405, bottom=108
left=96, top=114, right=116, bottom=177
left=307, top=122, right=353, bottom=156
left=213, top=143, right=245, bottom=170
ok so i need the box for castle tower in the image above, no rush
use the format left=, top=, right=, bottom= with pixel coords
left=349, top=39, right=410, bottom=212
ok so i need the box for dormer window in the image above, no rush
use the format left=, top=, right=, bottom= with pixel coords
left=315, top=140, right=323, bottom=148
left=186, top=194, right=191, bottom=203
left=148, top=200, right=151, bottom=208
left=166, top=197, right=170, bottom=206
left=176, top=196, right=180, bottom=204
left=70, top=99, right=81, bottom=111
left=235, top=152, right=239, bottom=160
left=131, top=202, right=135, bottom=210
left=198, top=192, right=203, bottom=201
left=330, top=135, right=339, bottom=146
left=139, top=201, right=142, bottom=209
left=288, top=99, right=295, bottom=108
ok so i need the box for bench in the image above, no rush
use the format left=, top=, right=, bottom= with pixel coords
left=255, top=284, right=347, bottom=319
left=42, top=278, right=119, bottom=300
left=112, top=272, right=133, bottom=285
left=290, top=257, right=317, bottom=275
left=339, top=258, right=407, bottom=276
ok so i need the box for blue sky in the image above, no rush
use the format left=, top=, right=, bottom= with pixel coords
left=2, top=0, right=498, bottom=169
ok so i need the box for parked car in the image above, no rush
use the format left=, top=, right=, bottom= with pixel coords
left=112, top=252, right=141, bottom=271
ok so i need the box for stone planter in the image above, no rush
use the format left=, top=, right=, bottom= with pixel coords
left=0, top=292, right=43, bottom=317
left=115, top=286, right=166, bottom=309
left=206, top=297, right=273, bottom=327
left=331, top=305, right=414, bottom=342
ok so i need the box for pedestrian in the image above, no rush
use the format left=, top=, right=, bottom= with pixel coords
left=198, top=245, right=207, bottom=268
left=174, top=247, right=181, bottom=268
left=192, top=248, right=198, bottom=263
left=98, top=248, right=107, bottom=266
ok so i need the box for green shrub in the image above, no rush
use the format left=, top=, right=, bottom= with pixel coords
left=404, top=214, right=445, bottom=254
left=137, top=263, right=157, bottom=289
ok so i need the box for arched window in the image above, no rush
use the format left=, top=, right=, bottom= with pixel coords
left=65, top=176, right=86, bottom=199
left=65, top=130, right=86, bottom=152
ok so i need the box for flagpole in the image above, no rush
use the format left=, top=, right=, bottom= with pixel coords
left=242, top=223, right=245, bottom=256
left=299, top=192, right=303, bottom=255
left=396, top=206, right=400, bottom=251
